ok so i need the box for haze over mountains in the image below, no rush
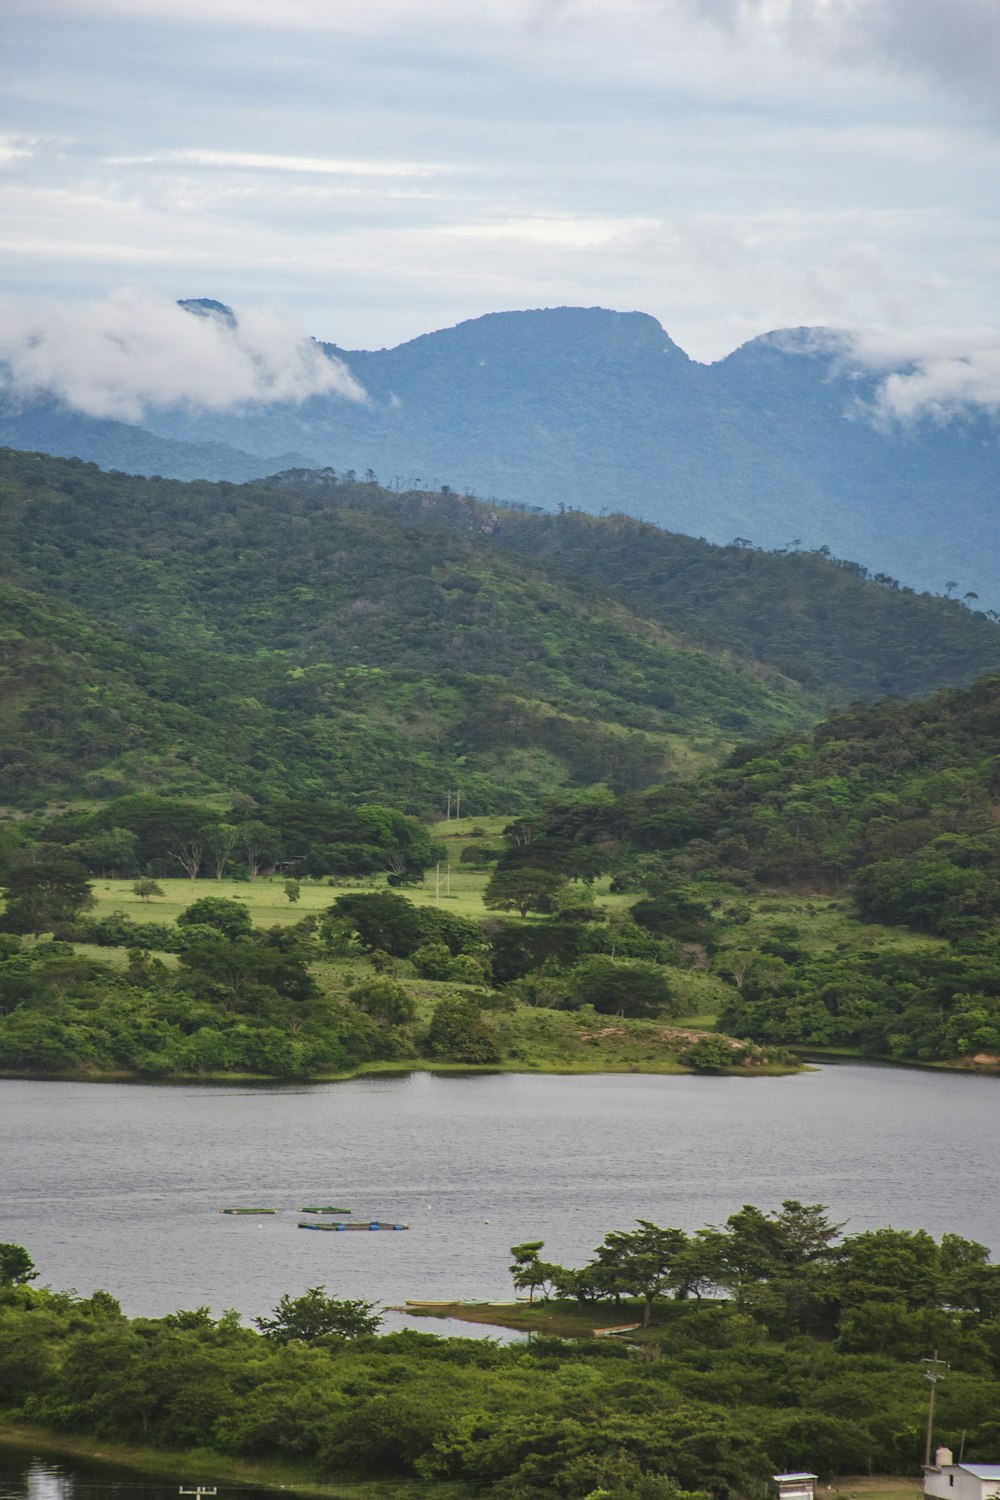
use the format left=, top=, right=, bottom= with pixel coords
left=2, top=303, right=997, bottom=606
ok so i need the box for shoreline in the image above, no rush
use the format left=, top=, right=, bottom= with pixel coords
left=0, top=1057, right=803, bottom=1085
left=0, top=1423, right=468, bottom=1499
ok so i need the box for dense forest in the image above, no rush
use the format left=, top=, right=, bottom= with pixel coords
left=3, top=1201, right=1000, bottom=1497
left=1, top=448, right=998, bottom=812
left=493, top=676, right=1000, bottom=1063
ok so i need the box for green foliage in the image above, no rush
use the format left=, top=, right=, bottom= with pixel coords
left=427, top=995, right=502, bottom=1063
left=331, top=891, right=424, bottom=956
left=0, top=858, right=94, bottom=936
left=678, top=1036, right=740, bottom=1073
left=8, top=1205, right=1000, bottom=1493
left=484, top=865, right=569, bottom=916
left=254, top=1285, right=381, bottom=1342
left=0, top=1242, right=37, bottom=1286
left=176, top=897, right=253, bottom=941
left=570, top=956, right=678, bottom=1018
left=131, top=878, right=164, bottom=902
left=347, top=976, right=416, bottom=1027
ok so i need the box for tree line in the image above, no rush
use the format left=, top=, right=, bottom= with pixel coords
left=2, top=1203, right=1000, bottom=1499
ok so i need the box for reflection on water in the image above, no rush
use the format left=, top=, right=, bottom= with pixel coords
left=0, top=1453, right=268, bottom=1500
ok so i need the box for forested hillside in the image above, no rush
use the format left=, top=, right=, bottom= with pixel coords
left=503, top=674, right=1000, bottom=1063
left=280, top=475, right=1000, bottom=701
left=2, top=448, right=998, bottom=813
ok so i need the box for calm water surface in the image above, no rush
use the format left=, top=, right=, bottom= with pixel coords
left=0, top=1448, right=270, bottom=1500
left=3, top=1064, right=998, bottom=1321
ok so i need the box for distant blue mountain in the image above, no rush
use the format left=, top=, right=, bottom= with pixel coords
left=3, top=305, right=997, bottom=603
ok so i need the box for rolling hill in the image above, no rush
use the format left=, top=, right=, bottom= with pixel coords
left=1, top=448, right=998, bottom=814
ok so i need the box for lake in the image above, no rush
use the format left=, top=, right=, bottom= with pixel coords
left=2, top=1064, right=998, bottom=1323
left=0, top=1446, right=269, bottom=1500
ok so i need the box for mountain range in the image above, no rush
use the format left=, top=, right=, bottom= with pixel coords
left=2, top=304, right=997, bottom=605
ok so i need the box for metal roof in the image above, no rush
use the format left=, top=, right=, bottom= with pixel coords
left=774, top=1476, right=818, bottom=1483
left=960, top=1468, right=1000, bottom=1481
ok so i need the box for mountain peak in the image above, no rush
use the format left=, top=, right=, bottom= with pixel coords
left=177, top=297, right=237, bottom=328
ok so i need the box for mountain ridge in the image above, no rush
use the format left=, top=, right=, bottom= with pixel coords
left=1, top=303, right=997, bottom=603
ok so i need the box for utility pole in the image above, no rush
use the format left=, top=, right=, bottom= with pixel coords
left=455, top=789, right=461, bottom=819
left=446, top=863, right=451, bottom=896
left=923, top=1351, right=949, bottom=1468
left=446, top=789, right=452, bottom=821
left=435, top=863, right=441, bottom=901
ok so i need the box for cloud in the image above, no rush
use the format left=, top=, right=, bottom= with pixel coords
left=0, top=289, right=367, bottom=421
left=765, top=326, right=1000, bottom=425
left=112, top=149, right=452, bottom=179
left=680, top=0, right=1000, bottom=114
left=866, top=346, right=1000, bottom=424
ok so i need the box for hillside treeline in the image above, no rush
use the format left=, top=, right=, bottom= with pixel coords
left=2, top=448, right=999, bottom=813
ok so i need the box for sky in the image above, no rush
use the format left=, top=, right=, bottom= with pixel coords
left=1, top=0, right=998, bottom=382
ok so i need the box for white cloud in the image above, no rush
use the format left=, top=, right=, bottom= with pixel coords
left=763, top=325, right=1000, bottom=424
left=0, top=289, right=367, bottom=421
left=864, top=346, right=1000, bottom=424
left=113, top=149, right=453, bottom=179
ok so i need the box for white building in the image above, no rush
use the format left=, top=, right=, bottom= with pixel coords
left=773, top=1475, right=817, bottom=1500
left=924, top=1448, right=1000, bottom=1500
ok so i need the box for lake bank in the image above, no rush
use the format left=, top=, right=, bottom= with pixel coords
left=0, top=1425, right=462, bottom=1500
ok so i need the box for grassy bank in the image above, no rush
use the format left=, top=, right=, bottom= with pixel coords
left=0, top=1423, right=468, bottom=1500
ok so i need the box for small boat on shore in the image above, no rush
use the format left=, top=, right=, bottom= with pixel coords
left=299, top=1220, right=409, bottom=1232
left=221, top=1207, right=277, bottom=1215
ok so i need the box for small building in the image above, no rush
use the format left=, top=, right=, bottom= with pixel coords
left=924, top=1448, right=1000, bottom=1500
left=773, top=1475, right=818, bottom=1500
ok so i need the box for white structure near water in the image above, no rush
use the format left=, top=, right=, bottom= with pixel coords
left=924, top=1448, right=1000, bottom=1500
left=773, top=1475, right=817, bottom=1500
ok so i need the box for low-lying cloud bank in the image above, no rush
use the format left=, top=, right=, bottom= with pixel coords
left=767, top=326, right=1000, bottom=425
left=0, top=289, right=367, bottom=421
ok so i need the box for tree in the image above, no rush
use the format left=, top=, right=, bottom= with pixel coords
left=332, top=892, right=423, bottom=957
left=484, top=866, right=568, bottom=917
left=570, top=957, right=677, bottom=1018
left=254, top=1285, right=381, bottom=1342
left=679, top=1035, right=739, bottom=1073
left=284, top=878, right=301, bottom=904
left=347, top=976, right=416, bottom=1027
left=0, top=1242, right=37, bottom=1286
left=71, top=827, right=139, bottom=878
left=426, top=996, right=502, bottom=1063
left=239, top=821, right=281, bottom=881
left=509, top=1241, right=563, bottom=1303
left=0, top=859, right=94, bottom=937
left=589, top=1221, right=690, bottom=1327
left=177, top=897, right=253, bottom=941
left=206, top=823, right=240, bottom=881
left=132, top=878, right=165, bottom=903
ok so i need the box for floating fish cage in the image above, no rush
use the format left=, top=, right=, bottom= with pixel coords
left=298, top=1220, right=409, bottom=1232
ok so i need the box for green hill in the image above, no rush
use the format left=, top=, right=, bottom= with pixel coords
left=0, top=450, right=815, bottom=811
left=506, top=673, right=1000, bottom=1063
left=1, top=447, right=998, bottom=816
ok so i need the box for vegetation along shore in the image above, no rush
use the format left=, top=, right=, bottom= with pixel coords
left=2, top=1199, right=999, bottom=1497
